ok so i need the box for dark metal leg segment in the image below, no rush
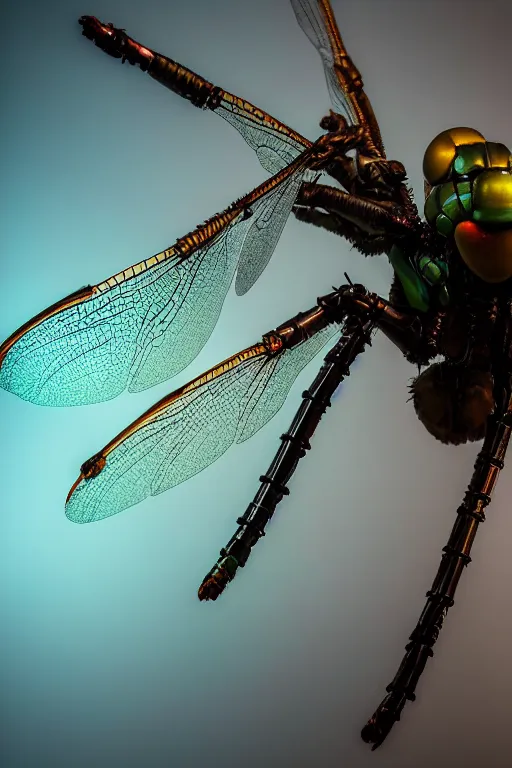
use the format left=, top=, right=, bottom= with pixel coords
left=198, top=313, right=374, bottom=601
left=361, top=393, right=512, bottom=749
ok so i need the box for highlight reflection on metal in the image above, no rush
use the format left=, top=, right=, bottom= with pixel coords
left=2, top=0, right=512, bottom=751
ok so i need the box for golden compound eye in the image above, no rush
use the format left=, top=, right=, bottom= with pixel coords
left=423, top=127, right=485, bottom=186
left=453, top=145, right=486, bottom=177
left=472, top=171, right=512, bottom=225
left=485, top=142, right=512, bottom=170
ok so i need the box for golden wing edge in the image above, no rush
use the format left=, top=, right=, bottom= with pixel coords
left=0, top=286, right=94, bottom=370
left=65, top=341, right=269, bottom=505
left=0, top=146, right=315, bottom=377
left=219, top=91, right=312, bottom=151
left=94, top=17, right=313, bottom=155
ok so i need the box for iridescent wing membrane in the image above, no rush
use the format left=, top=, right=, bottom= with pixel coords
left=1, top=3, right=385, bottom=409
left=79, top=15, right=312, bottom=176
left=216, top=93, right=310, bottom=175
left=0, top=148, right=315, bottom=406
left=290, top=0, right=385, bottom=156
left=66, top=323, right=339, bottom=523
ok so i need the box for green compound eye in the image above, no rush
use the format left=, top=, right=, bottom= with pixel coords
left=472, top=171, right=512, bottom=225
left=436, top=213, right=455, bottom=237
left=423, top=130, right=512, bottom=238
left=422, top=127, right=486, bottom=185
left=424, top=181, right=471, bottom=237
left=486, top=142, right=512, bottom=169
left=417, top=256, right=448, bottom=286
left=438, top=183, right=464, bottom=222
left=453, top=145, right=486, bottom=176
left=457, top=181, right=472, bottom=214
left=424, top=188, right=439, bottom=226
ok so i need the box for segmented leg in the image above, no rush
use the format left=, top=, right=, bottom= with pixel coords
left=198, top=310, right=375, bottom=600
left=295, top=182, right=412, bottom=236
left=197, top=282, right=436, bottom=600
left=292, top=206, right=394, bottom=256
left=361, top=392, right=512, bottom=749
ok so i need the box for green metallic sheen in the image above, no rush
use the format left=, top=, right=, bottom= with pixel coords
left=424, top=137, right=512, bottom=238
left=422, top=127, right=485, bottom=185
left=388, top=245, right=430, bottom=312
left=457, top=180, right=472, bottom=213
left=436, top=213, right=454, bottom=237
left=453, top=145, right=486, bottom=176
left=222, top=555, right=239, bottom=577
left=473, top=209, right=512, bottom=225
left=438, top=182, right=463, bottom=222
left=424, top=179, right=474, bottom=236
left=424, top=188, right=439, bottom=226
left=418, top=255, right=448, bottom=286
left=472, top=171, right=512, bottom=224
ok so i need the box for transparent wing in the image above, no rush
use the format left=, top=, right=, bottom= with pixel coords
left=291, top=0, right=358, bottom=125
left=65, top=323, right=338, bottom=523
left=216, top=93, right=311, bottom=175
left=290, top=0, right=385, bottom=156
left=79, top=17, right=311, bottom=175
left=235, top=162, right=311, bottom=295
left=0, top=149, right=314, bottom=407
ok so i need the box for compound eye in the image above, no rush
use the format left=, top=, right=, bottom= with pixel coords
left=472, top=170, right=512, bottom=225
left=453, top=145, right=486, bottom=177
left=485, top=142, right=512, bottom=170
left=423, top=127, right=485, bottom=185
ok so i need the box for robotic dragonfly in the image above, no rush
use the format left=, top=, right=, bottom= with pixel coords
left=2, top=0, right=512, bottom=750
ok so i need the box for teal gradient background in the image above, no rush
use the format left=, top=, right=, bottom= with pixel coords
left=2, top=1, right=512, bottom=766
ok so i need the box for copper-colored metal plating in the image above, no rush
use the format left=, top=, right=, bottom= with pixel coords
left=316, top=0, right=384, bottom=156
